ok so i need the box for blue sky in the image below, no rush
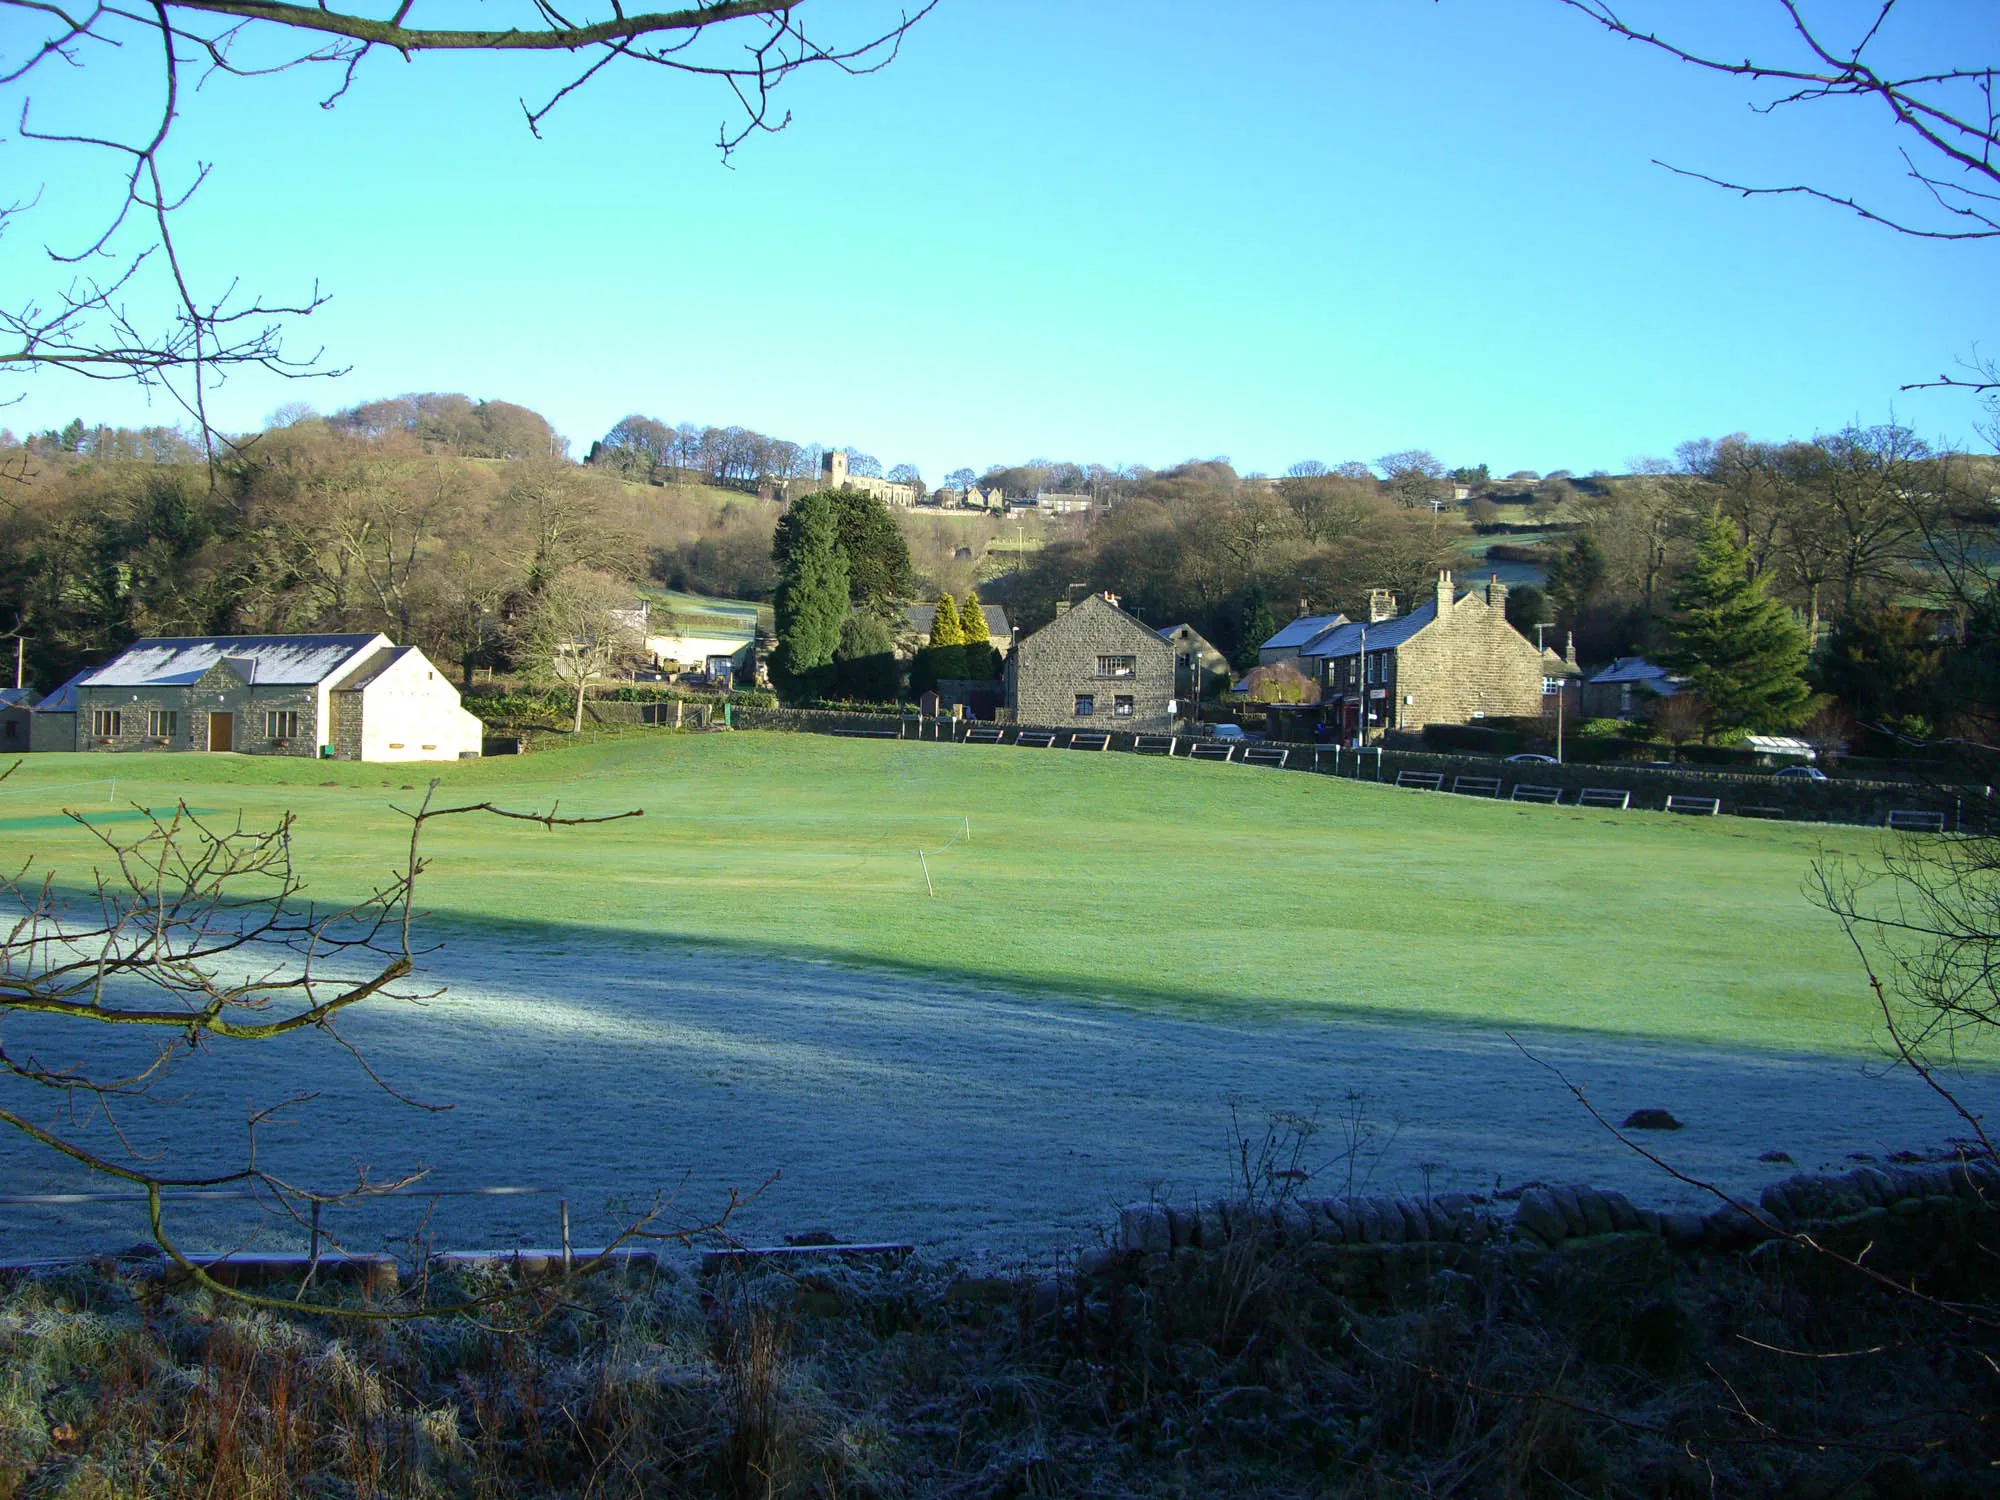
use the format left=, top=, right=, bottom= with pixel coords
left=4, top=0, right=1994, bottom=478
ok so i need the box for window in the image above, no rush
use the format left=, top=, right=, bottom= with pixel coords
left=1074, top=694, right=1095, bottom=716
left=91, top=709, right=121, bottom=738
left=1543, top=677, right=1562, bottom=696
left=264, top=709, right=300, bottom=740
left=1095, top=655, right=1137, bottom=678
left=147, top=710, right=177, bottom=739
left=1113, top=695, right=1134, bottom=717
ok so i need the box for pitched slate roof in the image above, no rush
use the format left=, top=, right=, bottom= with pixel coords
left=1586, top=656, right=1676, bottom=685
left=328, top=644, right=412, bottom=693
left=1302, top=600, right=1442, bottom=660
left=0, top=687, right=35, bottom=709
left=1259, top=612, right=1349, bottom=652
left=30, top=670, right=91, bottom=714
left=84, top=634, right=387, bottom=689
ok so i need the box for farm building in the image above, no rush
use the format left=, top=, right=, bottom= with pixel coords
left=0, top=687, right=34, bottom=752
left=1311, top=573, right=1578, bottom=741
left=1005, top=593, right=1175, bottom=732
left=1582, top=657, right=1683, bottom=718
left=53, top=634, right=482, bottom=761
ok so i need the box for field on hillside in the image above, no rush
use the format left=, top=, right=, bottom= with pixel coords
left=0, top=734, right=1898, bottom=1055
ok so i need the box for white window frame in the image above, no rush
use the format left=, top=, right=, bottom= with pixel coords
left=1095, top=655, right=1137, bottom=679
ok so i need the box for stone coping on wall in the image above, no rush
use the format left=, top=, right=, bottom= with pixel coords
left=1112, top=1158, right=1999, bottom=1262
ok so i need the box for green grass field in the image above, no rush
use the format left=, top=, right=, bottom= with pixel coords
left=0, top=735, right=1896, bottom=1056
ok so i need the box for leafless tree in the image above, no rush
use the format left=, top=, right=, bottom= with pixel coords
left=1560, top=2, right=1998, bottom=400
left=1, top=0, right=935, bottom=457
left=0, top=763, right=741, bottom=1312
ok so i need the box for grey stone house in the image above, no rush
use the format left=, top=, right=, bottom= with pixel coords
left=1311, top=573, right=1578, bottom=742
left=60, top=634, right=483, bottom=761
left=1005, top=593, right=1176, bottom=732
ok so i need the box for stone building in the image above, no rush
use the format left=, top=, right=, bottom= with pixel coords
left=1158, top=623, right=1230, bottom=700
left=58, top=634, right=482, bottom=761
left=1581, top=657, right=1683, bottom=719
left=1005, top=593, right=1176, bottom=733
left=0, top=687, right=34, bottom=754
left=1311, top=573, right=1578, bottom=742
left=772, top=450, right=922, bottom=509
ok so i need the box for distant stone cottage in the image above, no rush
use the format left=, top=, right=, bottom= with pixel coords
left=1005, top=594, right=1176, bottom=733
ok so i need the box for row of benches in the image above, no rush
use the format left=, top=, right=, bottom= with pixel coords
left=946, top=725, right=1952, bottom=831
left=1386, top=769, right=1948, bottom=829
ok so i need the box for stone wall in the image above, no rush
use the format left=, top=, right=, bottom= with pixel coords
left=1115, top=1158, right=1999, bottom=1261
left=1346, top=746, right=1980, bottom=826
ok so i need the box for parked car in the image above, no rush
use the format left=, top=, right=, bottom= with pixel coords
left=1209, top=724, right=1247, bottom=741
left=1773, top=765, right=1829, bottom=782
left=1506, top=753, right=1558, bottom=764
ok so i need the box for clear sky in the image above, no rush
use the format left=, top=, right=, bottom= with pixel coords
left=4, top=0, right=1995, bottom=478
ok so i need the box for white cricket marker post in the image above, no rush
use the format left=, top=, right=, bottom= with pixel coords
left=917, top=849, right=935, bottom=897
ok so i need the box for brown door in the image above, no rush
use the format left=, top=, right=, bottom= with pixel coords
left=208, top=712, right=233, bottom=752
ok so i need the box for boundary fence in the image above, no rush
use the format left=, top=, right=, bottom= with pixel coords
left=730, top=706, right=1984, bottom=830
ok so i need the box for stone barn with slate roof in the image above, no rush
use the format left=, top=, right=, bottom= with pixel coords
left=61, top=633, right=482, bottom=761
left=1005, top=593, right=1175, bottom=732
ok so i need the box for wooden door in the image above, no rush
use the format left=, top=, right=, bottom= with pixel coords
left=208, top=712, right=233, bottom=751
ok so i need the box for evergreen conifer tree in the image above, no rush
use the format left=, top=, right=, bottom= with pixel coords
left=957, top=588, right=1001, bottom=678
left=1666, top=513, right=1811, bottom=731
left=929, top=594, right=965, bottom=648
left=771, top=491, right=849, bottom=698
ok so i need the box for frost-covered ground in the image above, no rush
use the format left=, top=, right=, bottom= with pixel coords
left=2, top=928, right=1993, bottom=1266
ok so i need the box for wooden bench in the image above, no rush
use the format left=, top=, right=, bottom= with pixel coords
left=1665, top=795, right=1720, bottom=816
left=1577, top=788, right=1632, bottom=810
left=1188, top=742, right=1236, bottom=761
left=1015, top=730, right=1058, bottom=748
left=1131, top=735, right=1178, bottom=755
left=963, top=726, right=1006, bottom=744
left=1509, top=783, right=1563, bottom=804
left=1394, top=771, right=1445, bottom=791
left=1451, top=775, right=1502, bottom=797
left=1888, top=808, right=1947, bottom=833
left=831, top=727, right=900, bottom=739
left=1068, top=731, right=1112, bottom=751
left=1242, top=746, right=1290, bottom=768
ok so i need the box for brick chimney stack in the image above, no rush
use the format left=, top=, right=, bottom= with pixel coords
left=1368, top=588, right=1398, bottom=623
left=1485, top=572, right=1508, bottom=610
left=1435, top=570, right=1455, bottom=614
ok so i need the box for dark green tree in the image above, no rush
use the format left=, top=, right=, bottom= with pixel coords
left=771, top=491, right=849, bottom=698
left=829, top=489, right=913, bottom=615
left=1236, top=583, right=1276, bottom=670
left=957, top=587, right=1002, bottom=679
left=1665, top=513, right=1811, bottom=731
left=58, top=418, right=85, bottom=453
left=1504, top=582, right=1550, bottom=639
left=833, top=611, right=900, bottom=702
left=1814, top=606, right=1945, bottom=738
left=1544, top=532, right=1606, bottom=624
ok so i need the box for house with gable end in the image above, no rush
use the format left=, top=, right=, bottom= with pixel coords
left=1005, top=593, right=1176, bottom=733
left=1312, top=572, right=1579, bottom=742
left=61, top=633, right=483, bottom=760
